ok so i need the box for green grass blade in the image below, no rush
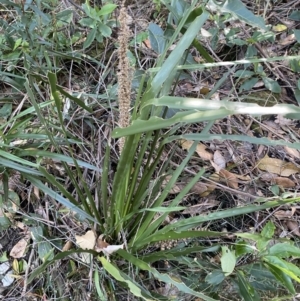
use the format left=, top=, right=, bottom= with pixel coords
left=26, top=174, right=97, bottom=223
left=135, top=230, right=225, bottom=249
left=155, top=197, right=300, bottom=234
left=99, top=256, right=155, bottom=301
left=142, top=96, right=300, bottom=116
left=151, top=11, right=209, bottom=93
left=0, top=157, right=41, bottom=175
left=100, top=145, right=110, bottom=220
left=112, top=109, right=232, bottom=138
left=148, top=55, right=300, bottom=73
left=169, top=134, right=300, bottom=150
left=118, top=249, right=218, bottom=301
left=133, top=167, right=205, bottom=248
left=141, top=245, right=220, bottom=263
left=19, top=150, right=101, bottom=171
left=131, top=141, right=198, bottom=244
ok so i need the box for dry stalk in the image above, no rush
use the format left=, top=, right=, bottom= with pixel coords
left=117, top=2, right=132, bottom=153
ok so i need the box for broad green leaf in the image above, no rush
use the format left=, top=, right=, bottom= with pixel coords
left=217, top=0, right=267, bottom=30
left=0, top=215, right=11, bottom=230
left=98, top=3, right=117, bottom=16
left=56, top=9, right=74, bottom=23
left=237, top=270, right=261, bottom=301
left=79, top=17, right=95, bottom=27
left=269, top=243, right=300, bottom=258
left=261, top=221, right=275, bottom=239
left=257, top=238, right=271, bottom=252
left=289, top=11, right=300, bottom=21
left=293, top=89, right=300, bottom=105
left=84, top=27, right=97, bottom=49
left=234, top=70, right=255, bottom=78
left=263, top=256, right=300, bottom=282
left=98, top=23, right=112, bottom=37
left=239, top=77, right=259, bottom=92
left=289, top=59, right=300, bottom=73
left=235, top=233, right=262, bottom=241
left=0, top=252, right=8, bottom=263
left=235, top=240, right=256, bottom=257
left=221, top=246, right=236, bottom=276
left=148, top=23, right=166, bottom=54
left=295, top=30, right=300, bottom=43
left=205, top=270, right=225, bottom=285
left=262, top=77, right=281, bottom=93
left=264, top=262, right=295, bottom=294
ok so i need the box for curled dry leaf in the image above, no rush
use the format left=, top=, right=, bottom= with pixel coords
left=279, top=34, right=296, bottom=46
left=219, top=169, right=239, bottom=189
left=191, top=182, right=209, bottom=195
left=258, top=156, right=300, bottom=177
left=180, top=140, right=213, bottom=161
left=162, top=175, right=211, bottom=196
left=274, top=208, right=296, bottom=219
left=10, top=238, right=29, bottom=259
left=286, top=220, right=300, bottom=237
left=162, top=175, right=183, bottom=194
left=62, top=241, right=73, bottom=252
left=213, top=150, right=226, bottom=170
left=275, top=177, right=295, bottom=188
left=94, top=236, right=124, bottom=255
left=75, top=230, right=96, bottom=250
left=284, top=146, right=300, bottom=159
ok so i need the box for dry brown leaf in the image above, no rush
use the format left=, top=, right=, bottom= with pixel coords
left=286, top=220, right=300, bottom=237
left=213, top=150, right=226, bottom=170
left=219, top=169, right=239, bottom=189
left=75, top=230, right=96, bottom=250
left=284, top=146, right=300, bottom=159
left=191, top=182, right=209, bottom=195
left=260, top=173, right=276, bottom=183
left=162, top=175, right=182, bottom=194
left=275, top=177, right=295, bottom=188
left=95, top=236, right=123, bottom=254
left=257, top=156, right=300, bottom=177
left=10, top=238, right=29, bottom=259
left=236, top=174, right=251, bottom=181
left=62, top=241, right=73, bottom=252
left=279, top=34, right=296, bottom=46
left=180, top=140, right=212, bottom=161
left=200, top=173, right=219, bottom=197
left=274, top=209, right=295, bottom=219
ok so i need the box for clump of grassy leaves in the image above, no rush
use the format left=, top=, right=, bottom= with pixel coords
left=1, top=0, right=300, bottom=300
